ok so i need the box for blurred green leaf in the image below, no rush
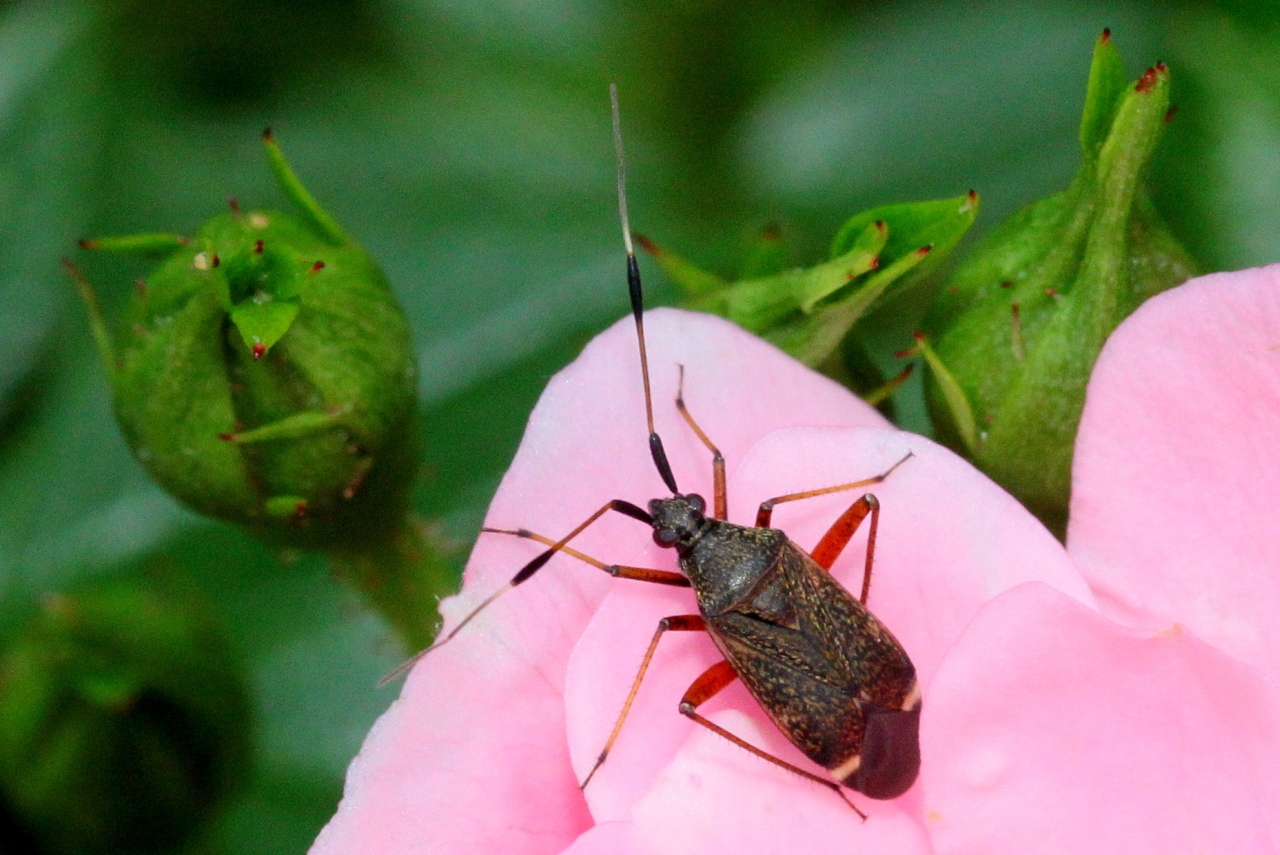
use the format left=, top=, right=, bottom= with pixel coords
left=1153, top=5, right=1280, bottom=269
left=0, top=1, right=100, bottom=430
left=737, top=225, right=790, bottom=279
left=0, top=573, right=252, bottom=854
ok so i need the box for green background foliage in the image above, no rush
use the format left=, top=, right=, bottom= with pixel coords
left=2, top=1, right=1278, bottom=851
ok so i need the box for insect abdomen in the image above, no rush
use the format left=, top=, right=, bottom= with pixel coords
left=706, top=541, right=921, bottom=799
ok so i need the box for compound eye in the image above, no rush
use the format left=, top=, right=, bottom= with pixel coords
left=653, top=527, right=679, bottom=547
left=687, top=494, right=706, bottom=514
left=648, top=499, right=662, bottom=514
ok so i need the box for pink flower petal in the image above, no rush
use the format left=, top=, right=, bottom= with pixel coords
left=557, top=822, right=642, bottom=855
left=311, top=632, right=592, bottom=855
left=566, top=428, right=1093, bottom=822
left=627, top=710, right=935, bottom=854
left=554, top=716, right=936, bottom=855
left=922, top=582, right=1280, bottom=853
left=1069, top=265, right=1280, bottom=681
left=312, top=309, right=890, bottom=853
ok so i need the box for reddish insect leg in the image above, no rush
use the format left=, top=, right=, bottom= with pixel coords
left=380, top=499, right=669, bottom=685
left=674, top=365, right=728, bottom=520
left=581, top=614, right=706, bottom=789
left=754, top=452, right=912, bottom=605
left=483, top=527, right=690, bottom=587
left=809, top=495, right=879, bottom=605
left=439, top=500, right=657, bottom=641
left=679, top=660, right=867, bottom=818
left=754, top=451, right=911, bottom=529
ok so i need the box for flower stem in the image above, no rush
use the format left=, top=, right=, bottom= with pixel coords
left=327, top=516, right=456, bottom=652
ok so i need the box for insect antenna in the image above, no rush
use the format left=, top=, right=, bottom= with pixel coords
left=379, top=89, right=675, bottom=687
left=376, top=580, right=516, bottom=686
left=611, top=83, right=679, bottom=497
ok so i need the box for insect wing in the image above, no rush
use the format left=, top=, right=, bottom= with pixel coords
left=705, top=543, right=919, bottom=796
left=707, top=607, right=869, bottom=773
left=783, top=543, right=916, bottom=710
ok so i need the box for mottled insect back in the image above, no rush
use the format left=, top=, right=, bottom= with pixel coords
left=649, top=492, right=921, bottom=801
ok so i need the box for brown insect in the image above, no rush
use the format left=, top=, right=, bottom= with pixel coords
left=400, top=85, right=921, bottom=816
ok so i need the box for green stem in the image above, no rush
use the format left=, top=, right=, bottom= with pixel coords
left=327, top=515, right=456, bottom=652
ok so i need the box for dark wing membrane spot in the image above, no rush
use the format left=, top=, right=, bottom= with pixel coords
left=846, top=702, right=921, bottom=799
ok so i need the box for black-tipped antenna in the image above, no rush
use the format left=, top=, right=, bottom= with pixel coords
left=611, top=83, right=679, bottom=496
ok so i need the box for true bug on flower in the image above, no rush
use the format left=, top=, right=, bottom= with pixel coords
left=393, top=85, right=921, bottom=816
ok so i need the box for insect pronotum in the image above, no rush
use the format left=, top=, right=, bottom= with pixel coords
left=393, top=85, right=921, bottom=817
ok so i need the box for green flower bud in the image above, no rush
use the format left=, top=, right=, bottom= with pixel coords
left=0, top=577, right=251, bottom=854
left=640, top=191, right=978, bottom=370
left=919, top=31, right=1197, bottom=536
left=72, top=131, right=418, bottom=550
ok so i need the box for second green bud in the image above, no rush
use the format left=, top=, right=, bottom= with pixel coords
left=920, top=32, right=1196, bottom=536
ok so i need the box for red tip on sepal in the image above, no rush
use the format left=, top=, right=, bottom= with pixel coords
left=78, top=238, right=99, bottom=250
left=310, top=261, right=325, bottom=273
left=218, top=432, right=238, bottom=442
left=895, top=331, right=926, bottom=359
left=1101, top=27, right=1111, bottom=41
left=251, top=342, right=266, bottom=360
left=1135, top=66, right=1162, bottom=94
left=1164, top=105, right=1179, bottom=123
left=262, top=127, right=273, bottom=142
left=254, top=239, right=264, bottom=254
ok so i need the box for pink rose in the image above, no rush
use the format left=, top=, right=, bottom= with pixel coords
left=312, top=270, right=1280, bottom=854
